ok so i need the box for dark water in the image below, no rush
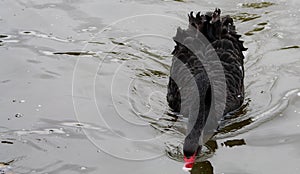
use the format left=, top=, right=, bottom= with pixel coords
left=1, top=0, right=300, bottom=173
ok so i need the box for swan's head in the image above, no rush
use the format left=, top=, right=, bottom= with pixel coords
left=182, top=132, right=202, bottom=171
left=183, top=153, right=197, bottom=171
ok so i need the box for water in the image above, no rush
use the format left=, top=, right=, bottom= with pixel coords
left=1, top=0, right=300, bottom=173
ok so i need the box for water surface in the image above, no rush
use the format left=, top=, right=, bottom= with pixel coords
left=1, top=0, right=300, bottom=173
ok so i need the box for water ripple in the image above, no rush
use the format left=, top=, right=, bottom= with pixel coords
left=216, top=89, right=300, bottom=139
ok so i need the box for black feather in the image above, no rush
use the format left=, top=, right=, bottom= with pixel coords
left=167, top=9, right=247, bottom=158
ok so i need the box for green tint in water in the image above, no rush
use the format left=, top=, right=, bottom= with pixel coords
left=222, top=139, right=246, bottom=147
left=224, top=99, right=250, bottom=119
left=218, top=118, right=253, bottom=134
left=127, top=53, right=142, bottom=59
left=257, top=22, right=268, bottom=26
left=242, top=2, right=275, bottom=9
left=140, top=48, right=165, bottom=60
left=88, top=41, right=105, bottom=45
left=0, top=35, right=8, bottom=38
left=146, top=68, right=168, bottom=77
left=280, top=45, right=300, bottom=50
left=1, top=141, right=13, bottom=145
left=53, top=51, right=96, bottom=56
left=191, top=161, right=213, bottom=174
left=251, top=26, right=265, bottom=32
left=104, top=51, right=120, bottom=55
left=0, top=160, right=14, bottom=166
left=111, top=40, right=126, bottom=46
left=232, top=13, right=261, bottom=22
left=245, top=26, right=265, bottom=36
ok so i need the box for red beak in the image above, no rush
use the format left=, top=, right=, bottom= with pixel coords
left=182, top=152, right=197, bottom=171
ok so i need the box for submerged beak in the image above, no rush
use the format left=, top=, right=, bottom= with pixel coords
left=182, top=152, right=197, bottom=172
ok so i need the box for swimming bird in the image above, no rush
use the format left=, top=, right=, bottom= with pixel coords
left=166, top=9, right=247, bottom=171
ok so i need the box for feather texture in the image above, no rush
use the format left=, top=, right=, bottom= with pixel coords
left=167, top=9, right=247, bottom=159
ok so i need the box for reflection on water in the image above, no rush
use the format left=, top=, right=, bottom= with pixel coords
left=222, top=139, right=246, bottom=148
left=280, top=45, right=300, bottom=50
left=191, top=161, right=214, bottom=174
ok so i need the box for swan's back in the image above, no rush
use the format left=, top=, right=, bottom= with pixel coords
left=167, top=9, right=247, bottom=118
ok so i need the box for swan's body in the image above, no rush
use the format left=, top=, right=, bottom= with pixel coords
left=166, top=9, right=247, bottom=170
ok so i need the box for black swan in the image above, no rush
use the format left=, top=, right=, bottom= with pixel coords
left=166, top=9, right=247, bottom=171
